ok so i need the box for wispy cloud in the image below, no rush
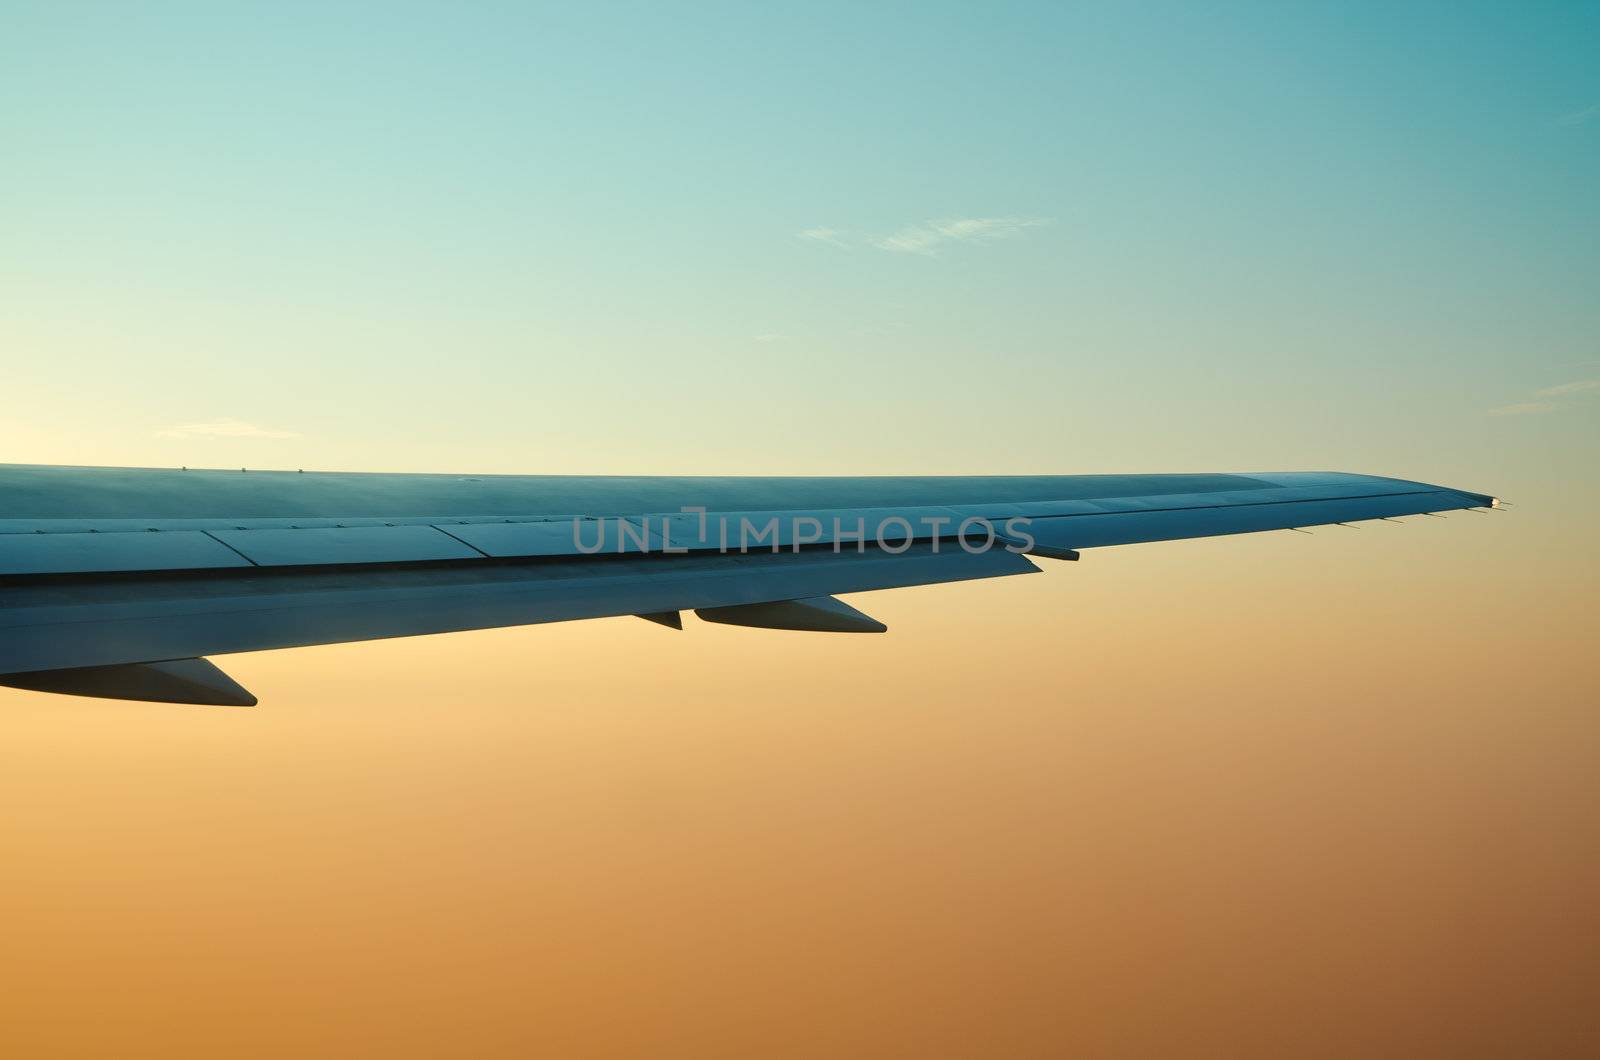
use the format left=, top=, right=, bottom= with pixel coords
left=1488, top=378, right=1600, bottom=417
left=797, top=227, right=848, bottom=248
left=1488, top=402, right=1556, bottom=417
left=1556, top=103, right=1599, bottom=127
left=158, top=419, right=300, bottom=439
left=798, top=216, right=1049, bottom=255
left=1535, top=378, right=1600, bottom=398
left=872, top=216, right=1048, bottom=255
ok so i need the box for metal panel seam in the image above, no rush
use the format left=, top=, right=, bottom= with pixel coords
left=428, top=524, right=495, bottom=559
left=200, top=530, right=261, bottom=567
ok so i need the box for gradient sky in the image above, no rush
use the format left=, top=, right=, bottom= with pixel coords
left=2, top=4, right=1597, bottom=1058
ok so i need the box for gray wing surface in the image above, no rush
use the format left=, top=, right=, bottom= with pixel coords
left=0, top=465, right=1497, bottom=703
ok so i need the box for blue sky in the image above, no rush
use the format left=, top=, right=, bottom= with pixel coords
left=3, top=2, right=1596, bottom=480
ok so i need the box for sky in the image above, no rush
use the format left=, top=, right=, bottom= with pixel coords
left=1, top=3, right=1597, bottom=1058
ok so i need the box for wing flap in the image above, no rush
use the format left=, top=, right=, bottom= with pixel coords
left=0, top=545, right=1039, bottom=674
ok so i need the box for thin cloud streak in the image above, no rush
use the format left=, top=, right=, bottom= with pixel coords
left=797, top=227, right=848, bottom=248
left=1555, top=102, right=1599, bottom=127
left=798, top=217, right=1049, bottom=254
left=1535, top=378, right=1600, bottom=398
left=157, top=419, right=300, bottom=440
left=1487, top=378, right=1599, bottom=417
left=872, top=216, right=1049, bottom=255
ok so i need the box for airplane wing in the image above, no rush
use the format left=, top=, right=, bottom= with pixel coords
left=0, top=465, right=1497, bottom=705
